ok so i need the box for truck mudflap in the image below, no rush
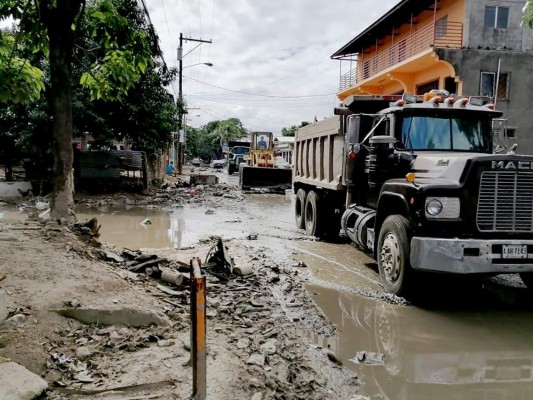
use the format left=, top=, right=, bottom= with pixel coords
left=410, top=237, right=533, bottom=274
left=239, top=166, right=292, bottom=191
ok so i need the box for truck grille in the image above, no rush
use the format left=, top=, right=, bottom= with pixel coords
left=477, top=171, right=533, bottom=232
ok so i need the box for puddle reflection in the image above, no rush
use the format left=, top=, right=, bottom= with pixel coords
left=307, top=284, right=533, bottom=399
left=77, top=193, right=296, bottom=249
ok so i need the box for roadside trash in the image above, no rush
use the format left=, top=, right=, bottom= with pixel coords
left=350, top=351, right=385, bottom=366
left=140, top=218, right=152, bottom=225
left=161, top=269, right=187, bottom=286
left=35, top=200, right=49, bottom=210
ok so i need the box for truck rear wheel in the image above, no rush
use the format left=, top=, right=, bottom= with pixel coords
left=377, top=215, right=413, bottom=297
left=304, top=190, right=323, bottom=237
left=295, top=188, right=306, bottom=229
left=228, top=164, right=235, bottom=175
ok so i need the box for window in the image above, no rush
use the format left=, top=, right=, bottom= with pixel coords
left=435, top=15, right=448, bottom=40
left=480, top=71, right=510, bottom=100
left=399, top=115, right=491, bottom=152
left=484, top=6, right=509, bottom=28
left=416, top=78, right=439, bottom=95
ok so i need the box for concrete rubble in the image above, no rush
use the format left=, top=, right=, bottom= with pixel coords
left=0, top=178, right=361, bottom=399
left=0, top=362, right=48, bottom=399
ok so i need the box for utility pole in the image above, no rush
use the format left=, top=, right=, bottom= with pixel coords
left=177, top=33, right=212, bottom=174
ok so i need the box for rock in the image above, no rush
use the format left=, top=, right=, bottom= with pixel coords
left=161, top=270, right=185, bottom=286
left=234, top=264, right=253, bottom=276
left=56, top=306, right=169, bottom=327
left=236, top=339, right=250, bottom=349
left=0, top=291, right=10, bottom=321
left=0, top=314, right=26, bottom=332
left=157, top=339, right=175, bottom=348
left=0, top=362, right=48, bottom=399
left=260, top=339, right=277, bottom=355
left=251, top=393, right=263, bottom=400
left=246, top=354, right=265, bottom=367
left=75, top=346, right=92, bottom=360
left=105, top=252, right=125, bottom=262
left=327, top=350, right=342, bottom=366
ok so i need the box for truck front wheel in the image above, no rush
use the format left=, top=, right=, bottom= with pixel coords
left=295, top=188, right=306, bottom=229
left=520, top=273, right=533, bottom=289
left=377, top=215, right=413, bottom=296
left=304, top=190, right=323, bottom=237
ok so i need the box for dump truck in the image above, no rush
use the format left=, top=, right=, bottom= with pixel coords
left=239, top=131, right=292, bottom=190
left=294, top=91, right=533, bottom=296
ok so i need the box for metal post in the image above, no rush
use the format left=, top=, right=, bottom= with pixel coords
left=190, top=257, right=206, bottom=399
left=177, top=33, right=184, bottom=175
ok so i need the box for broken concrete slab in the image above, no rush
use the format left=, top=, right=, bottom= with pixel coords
left=0, top=362, right=48, bottom=399
left=0, top=182, right=33, bottom=198
left=56, top=306, right=169, bottom=327
left=189, top=174, right=219, bottom=186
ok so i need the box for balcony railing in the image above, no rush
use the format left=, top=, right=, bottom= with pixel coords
left=339, top=21, right=463, bottom=91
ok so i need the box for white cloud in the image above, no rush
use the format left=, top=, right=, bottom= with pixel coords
left=148, top=0, right=398, bottom=134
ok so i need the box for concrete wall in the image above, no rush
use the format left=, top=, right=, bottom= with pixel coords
left=466, top=0, right=533, bottom=50
left=437, top=48, right=533, bottom=154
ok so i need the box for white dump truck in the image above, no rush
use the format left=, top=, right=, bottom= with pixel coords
left=293, top=92, right=533, bottom=296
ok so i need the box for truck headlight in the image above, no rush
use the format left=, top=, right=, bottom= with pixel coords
left=425, top=197, right=460, bottom=219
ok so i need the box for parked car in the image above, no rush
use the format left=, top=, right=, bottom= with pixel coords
left=191, top=158, right=201, bottom=167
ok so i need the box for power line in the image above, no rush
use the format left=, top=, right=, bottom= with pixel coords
left=161, top=0, right=175, bottom=61
left=180, top=0, right=192, bottom=36
left=183, top=75, right=337, bottom=98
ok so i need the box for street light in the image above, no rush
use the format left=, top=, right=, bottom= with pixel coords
left=177, top=32, right=213, bottom=174
left=183, top=62, right=213, bottom=69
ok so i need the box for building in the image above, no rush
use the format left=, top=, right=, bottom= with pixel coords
left=331, top=0, right=533, bottom=153
left=274, top=136, right=295, bottom=164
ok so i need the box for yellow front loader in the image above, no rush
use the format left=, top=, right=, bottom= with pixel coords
left=239, top=132, right=292, bottom=191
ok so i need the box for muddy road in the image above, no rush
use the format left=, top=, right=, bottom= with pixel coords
left=72, top=170, right=533, bottom=399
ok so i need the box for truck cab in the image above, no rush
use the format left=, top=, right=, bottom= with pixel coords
left=294, top=92, right=533, bottom=296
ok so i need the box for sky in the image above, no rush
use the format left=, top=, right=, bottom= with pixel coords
left=147, top=0, right=399, bottom=135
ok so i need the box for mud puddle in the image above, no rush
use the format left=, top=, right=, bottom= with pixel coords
left=307, top=284, right=533, bottom=399
left=77, top=192, right=302, bottom=250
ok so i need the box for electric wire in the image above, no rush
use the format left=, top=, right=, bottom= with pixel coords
left=183, top=75, right=336, bottom=98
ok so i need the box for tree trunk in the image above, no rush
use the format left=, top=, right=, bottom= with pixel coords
left=42, top=0, right=83, bottom=221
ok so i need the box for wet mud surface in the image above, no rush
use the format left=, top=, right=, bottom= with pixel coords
left=4, top=171, right=533, bottom=398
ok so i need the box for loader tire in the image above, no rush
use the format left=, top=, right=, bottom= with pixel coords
left=295, top=189, right=306, bottom=229
left=304, top=190, right=324, bottom=237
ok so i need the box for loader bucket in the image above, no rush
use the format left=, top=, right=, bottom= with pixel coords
left=239, top=166, right=292, bottom=191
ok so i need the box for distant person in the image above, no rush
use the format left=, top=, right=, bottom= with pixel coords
left=166, top=161, right=176, bottom=176
left=257, top=136, right=268, bottom=149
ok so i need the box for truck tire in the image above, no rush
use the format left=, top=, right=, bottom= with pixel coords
left=295, top=188, right=306, bottom=229
left=377, top=215, right=413, bottom=297
left=228, top=164, right=235, bottom=175
left=304, top=190, right=323, bottom=237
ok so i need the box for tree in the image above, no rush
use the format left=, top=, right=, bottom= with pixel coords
left=281, top=121, right=310, bottom=137
left=209, top=119, right=247, bottom=158
left=0, top=0, right=155, bottom=221
left=523, top=0, right=533, bottom=28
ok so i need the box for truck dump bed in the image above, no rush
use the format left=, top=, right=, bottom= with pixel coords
left=293, top=116, right=345, bottom=190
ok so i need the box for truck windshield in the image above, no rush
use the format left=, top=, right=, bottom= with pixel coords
left=398, top=115, right=491, bottom=152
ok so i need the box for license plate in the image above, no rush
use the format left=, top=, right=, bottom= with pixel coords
left=502, top=244, right=528, bottom=259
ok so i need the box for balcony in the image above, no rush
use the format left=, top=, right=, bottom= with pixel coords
left=339, top=21, right=463, bottom=91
